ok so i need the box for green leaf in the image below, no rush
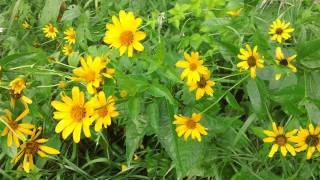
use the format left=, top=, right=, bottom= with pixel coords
left=297, top=39, right=320, bottom=68
left=147, top=42, right=165, bottom=74
left=61, top=5, right=81, bottom=22
left=226, top=92, right=243, bottom=111
left=301, top=99, right=320, bottom=124
left=39, top=0, right=62, bottom=25
left=146, top=101, right=160, bottom=134
left=67, top=51, right=80, bottom=67
left=246, top=78, right=268, bottom=118
left=149, top=84, right=175, bottom=105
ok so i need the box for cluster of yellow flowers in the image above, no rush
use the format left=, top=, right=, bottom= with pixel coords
left=263, top=122, right=320, bottom=160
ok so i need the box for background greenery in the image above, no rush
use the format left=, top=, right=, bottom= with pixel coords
left=1, top=0, right=320, bottom=179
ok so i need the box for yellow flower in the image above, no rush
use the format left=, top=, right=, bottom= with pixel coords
left=263, top=122, right=297, bottom=158
left=227, top=9, right=241, bottom=17
left=275, top=47, right=297, bottom=74
left=22, top=21, right=31, bottom=30
left=9, top=77, right=32, bottom=108
left=1, top=109, right=34, bottom=147
left=188, top=73, right=215, bottom=100
left=133, top=154, right=140, bottom=161
left=173, top=113, right=208, bottom=142
left=120, top=90, right=128, bottom=98
left=64, top=27, right=76, bottom=44
left=103, top=10, right=146, bottom=57
left=176, top=52, right=209, bottom=83
left=71, top=56, right=107, bottom=94
left=42, top=23, right=58, bottom=39
left=269, top=19, right=294, bottom=43
left=90, top=91, right=119, bottom=132
left=12, top=127, right=60, bottom=173
left=62, top=44, right=73, bottom=56
left=58, top=81, right=67, bottom=89
left=237, top=44, right=264, bottom=78
left=121, top=164, right=128, bottom=172
left=291, top=124, right=320, bottom=160
left=51, top=86, right=95, bottom=143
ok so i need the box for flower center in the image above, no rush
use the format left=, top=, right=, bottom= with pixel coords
left=25, top=141, right=40, bottom=155
left=189, top=63, right=197, bottom=71
left=197, top=77, right=207, bottom=88
left=49, top=26, right=55, bottom=33
left=120, top=31, right=134, bottom=46
left=306, top=135, right=319, bottom=146
left=69, top=33, right=75, bottom=40
left=85, top=70, right=97, bottom=82
left=97, top=107, right=108, bottom=117
left=8, top=121, right=19, bottom=129
left=185, top=119, right=196, bottom=129
left=280, top=59, right=288, bottom=66
left=275, top=135, right=287, bottom=146
left=71, top=105, right=86, bottom=121
left=275, top=28, right=283, bottom=35
left=247, top=56, right=256, bottom=67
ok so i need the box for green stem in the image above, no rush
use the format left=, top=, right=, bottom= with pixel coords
left=201, top=74, right=249, bottom=114
left=213, top=72, right=244, bottom=81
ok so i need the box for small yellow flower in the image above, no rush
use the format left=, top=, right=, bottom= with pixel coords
left=120, top=90, right=128, bottom=98
left=58, top=81, right=67, bottom=89
left=9, top=77, right=32, bottom=108
left=1, top=109, right=34, bottom=147
left=263, top=122, right=297, bottom=158
left=64, top=27, right=76, bottom=44
left=188, top=73, right=215, bottom=100
left=227, top=9, right=241, bottom=17
left=121, top=164, right=128, bottom=172
left=12, top=127, right=60, bottom=173
left=176, top=52, right=209, bottom=83
left=71, top=56, right=107, bottom=94
left=275, top=47, right=297, bottom=73
left=22, top=21, right=31, bottom=30
left=51, top=86, right=96, bottom=143
left=103, top=10, right=146, bottom=57
left=269, top=19, right=294, bottom=43
left=173, top=113, right=208, bottom=142
left=237, top=44, right=264, bottom=78
left=291, top=124, right=320, bottom=160
left=89, top=91, right=119, bottom=132
left=62, top=44, right=74, bottom=56
left=133, top=154, right=140, bottom=161
left=42, top=23, right=58, bottom=39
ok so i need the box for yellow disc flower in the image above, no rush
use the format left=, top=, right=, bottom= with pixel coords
left=71, top=56, right=107, bottom=94
left=12, top=127, right=60, bottom=173
left=9, top=77, right=32, bottom=108
left=173, top=113, right=208, bottom=142
left=237, top=44, right=264, bottom=78
left=1, top=109, right=34, bottom=147
left=176, top=52, right=209, bottom=83
left=51, top=86, right=95, bottom=143
left=42, top=23, right=58, bottom=39
left=263, top=122, right=297, bottom=158
left=64, top=27, right=76, bottom=44
left=103, top=10, right=146, bottom=57
left=269, top=19, right=294, bottom=43
left=62, top=44, right=73, bottom=56
left=291, top=124, right=320, bottom=160
left=120, top=90, right=128, bottom=98
left=227, top=9, right=241, bottom=17
left=90, top=91, right=119, bottom=132
left=188, top=73, right=215, bottom=100
left=22, top=21, right=31, bottom=30
left=274, top=47, right=297, bottom=80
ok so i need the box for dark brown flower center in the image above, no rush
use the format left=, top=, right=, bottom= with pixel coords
left=25, top=141, right=40, bottom=155
left=306, top=135, right=319, bottom=146
left=120, top=31, right=134, bottom=46
left=185, top=119, right=196, bottom=129
left=8, top=121, right=19, bottom=129
left=275, top=28, right=283, bottom=35
left=279, top=59, right=288, bottom=66
left=275, top=135, right=287, bottom=146
left=49, top=26, right=55, bottom=33
left=197, top=77, right=207, bottom=88
left=247, top=56, right=256, bottom=67
left=71, top=105, right=86, bottom=121
left=189, top=63, right=197, bottom=71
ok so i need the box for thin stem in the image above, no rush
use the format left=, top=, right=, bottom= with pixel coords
left=213, top=72, right=244, bottom=81
left=8, top=64, right=35, bottom=70
left=201, top=74, right=249, bottom=114
left=53, top=61, right=75, bottom=69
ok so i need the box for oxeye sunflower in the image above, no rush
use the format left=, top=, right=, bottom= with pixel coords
left=176, top=52, right=209, bottom=83
left=274, top=47, right=297, bottom=80
left=237, top=44, right=264, bottom=78
left=22, top=21, right=31, bottom=30
left=12, top=127, right=60, bottom=173
left=1, top=109, right=34, bottom=147
left=103, top=10, right=146, bottom=57
left=188, top=73, right=215, bottom=100
left=89, top=91, right=119, bottom=132
left=71, top=56, right=107, bottom=94
left=269, top=19, right=294, bottom=43
left=263, top=122, right=297, bottom=158
left=51, top=86, right=95, bottom=143
left=62, top=44, right=74, bottom=56
left=291, top=124, right=320, bottom=160
left=64, top=27, right=76, bottom=44
left=42, top=23, right=58, bottom=39
left=9, top=77, right=32, bottom=109
left=173, top=113, right=208, bottom=142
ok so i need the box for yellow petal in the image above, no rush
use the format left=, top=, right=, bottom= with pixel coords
left=268, top=144, right=278, bottom=158
left=39, top=145, right=60, bottom=155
